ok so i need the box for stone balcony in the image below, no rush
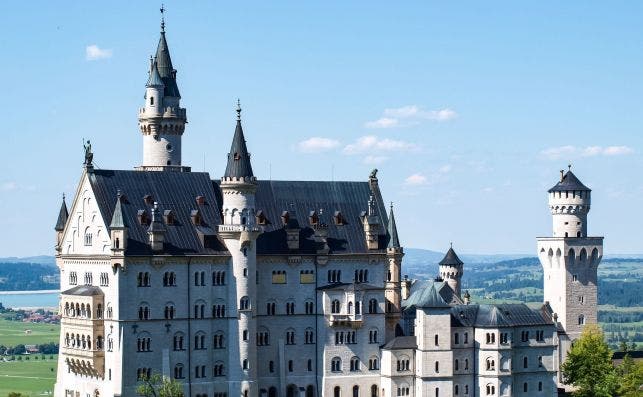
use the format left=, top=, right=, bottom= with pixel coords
left=328, top=313, right=363, bottom=328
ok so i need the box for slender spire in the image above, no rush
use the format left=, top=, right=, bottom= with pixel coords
left=55, top=194, right=69, bottom=231
left=387, top=202, right=400, bottom=249
left=155, top=6, right=180, bottom=98
left=146, top=57, right=164, bottom=88
left=224, top=101, right=254, bottom=179
left=110, top=190, right=127, bottom=229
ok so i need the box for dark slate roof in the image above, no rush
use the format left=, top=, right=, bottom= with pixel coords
left=155, top=31, right=180, bottom=98
left=61, top=285, right=103, bottom=296
left=382, top=335, right=417, bottom=350
left=223, top=120, right=254, bottom=179
left=387, top=205, right=400, bottom=249
left=453, top=303, right=554, bottom=328
left=110, top=194, right=126, bottom=229
left=548, top=170, right=590, bottom=193
left=55, top=196, right=69, bottom=231
left=146, top=60, right=164, bottom=88
left=403, top=280, right=460, bottom=309
left=439, top=247, right=463, bottom=266
left=89, top=169, right=226, bottom=255
left=228, top=179, right=389, bottom=255
left=405, top=282, right=450, bottom=308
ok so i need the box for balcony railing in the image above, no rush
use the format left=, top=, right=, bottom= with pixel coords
left=328, top=313, right=363, bottom=328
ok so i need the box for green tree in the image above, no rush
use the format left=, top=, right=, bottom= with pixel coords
left=561, top=324, right=618, bottom=396
left=616, top=353, right=643, bottom=397
left=8, top=393, right=24, bottom=397
left=136, top=373, right=184, bottom=397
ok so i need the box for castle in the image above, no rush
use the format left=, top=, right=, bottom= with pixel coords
left=53, top=15, right=603, bottom=397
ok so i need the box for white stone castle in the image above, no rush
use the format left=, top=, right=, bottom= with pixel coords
left=53, top=15, right=603, bottom=397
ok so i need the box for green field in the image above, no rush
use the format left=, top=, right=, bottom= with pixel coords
left=0, top=355, right=58, bottom=396
left=0, top=316, right=59, bottom=347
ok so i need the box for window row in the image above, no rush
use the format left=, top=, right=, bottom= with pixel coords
left=331, top=356, right=379, bottom=372
left=271, top=270, right=316, bottom=284
left=63, top=333, right=103, bottom=350
left=331, top=298, right=379, bottom=314
left=265, top=300, right=315, bottom=315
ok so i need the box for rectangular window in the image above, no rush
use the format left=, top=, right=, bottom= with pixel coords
left=272, top=270, right=286, bottom=284
left=299, top=270, right=314, bottom=284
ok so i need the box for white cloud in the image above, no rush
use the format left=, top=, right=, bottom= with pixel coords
left=541, top=145, right=634, bottom=160
left=296, top=137, right=340, bottom=153
left=363, top=155, right=389, bottom=165
left=1, top=181, right=17, bottom=191
left=86, top=45, right=113, bottom=61
left=364, top=117, right=399, bottom=129
left=404, top=173, right=428, bottom=186
left=366, top=105, right=457, bottom=128
left=343, top=135, right=418, bottom=155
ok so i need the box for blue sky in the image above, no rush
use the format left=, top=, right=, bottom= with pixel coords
left=1, top=2, right=642, bottom=256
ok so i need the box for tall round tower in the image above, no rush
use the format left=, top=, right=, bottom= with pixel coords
left=438, top=245, right=464, bottom=298
left=548, top=167, right=591, bottom=238
left=217, top=102, right=261, bottom=397
left=137, top=18, right=188, bottom=171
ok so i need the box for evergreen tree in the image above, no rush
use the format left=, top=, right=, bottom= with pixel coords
left=616, top=353, right=643, bottom=397
left=561, top=324, right=618, bottom=397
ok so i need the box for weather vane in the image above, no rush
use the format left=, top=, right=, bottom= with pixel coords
left=236, top=99, right=242, bottom=121
left=160, top=4, right=165, bottom=32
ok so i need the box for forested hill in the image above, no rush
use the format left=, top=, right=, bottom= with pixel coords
left=0, top=262, right=59, bottom=291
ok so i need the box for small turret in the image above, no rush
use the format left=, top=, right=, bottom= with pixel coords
left=110, top=191, right=128, bottom=255
left=54, top=194, right=69, bottom=252
left=223, top=100, right=255, bottom=182
left=363, top=195, right=381, bottom=250
left=438, top=244, right=464, bottom=298
left=548, top=166, right=591, bottom=238
left=147, top=202, right=165, bottom=252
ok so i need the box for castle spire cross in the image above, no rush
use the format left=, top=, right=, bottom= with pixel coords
left=236, top=99, right=242, bottom=121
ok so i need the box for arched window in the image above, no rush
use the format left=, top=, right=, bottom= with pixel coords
left=305, top=328, right=314, bottom=344
left=213, top=361, right=224, bottom=377
left=368, top=298, right=378, bottom=313
left=173, top=363, right=184, bottom=379
left=194, top=332, right=206, bottom=350
left=331, top=357, right=342, bottom=372
left=257, top=328, right=270, bottom=346
left=350, top=356, right=360, bottom=371
left=285, top=329, right=295, bottom=345
left=353, top=385, right=359, bottom=397
left=173, top=332, right=184, bottom=351
left=486, top=357, right=495, bottom=371
left=371, top=385, right=378, bottom=397
left=164, top=303, right=175, bottom=319
left=138, top=303, right=150, bottom=320
left=348, top=301, right=353, bottom=314
left=242, top=359, right=249, bottom=370
left=334, top=386, right=341, bottom=397
left=523, top=383, right=528, bottom=393
left=369, top=328, right=378, bottom=344
left=240, top=296, right=250, bottom=310
left=435, top=361, right=439, bottom=373
left=523, top=356, right=528, bottom=368
left=213, top=331, right=225, bottom=349
left=331, top=299, right=341, bottom=314
left=578, top=314, right=586, bottom=325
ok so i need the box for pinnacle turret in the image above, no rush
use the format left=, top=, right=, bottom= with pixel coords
left=223, top=101, right=255, bottom=180
left=55, top=194, right=68, bottom=232
left=110, top=191, right=126, bottom=229
left=387, top=203, right=400, bottom=249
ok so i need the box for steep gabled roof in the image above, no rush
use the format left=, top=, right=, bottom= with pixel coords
left=405, top=282, right=450, bottom=308
left=439, top=247, right=463, bottom=266
left=548, top=170, right=590, bottom=192
left=55, top=195, right=69, bottom=231
left=382, top=336, right=417, bottom=350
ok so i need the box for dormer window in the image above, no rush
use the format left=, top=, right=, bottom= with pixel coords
left=191, top=209, right=202, bottom=226
left=334, top=211, right=346, bottom=225
left=309, top=211, right=319, bottom=226
left=195, top=195, right=205, bottom=206
left=256, top=210, right=268, bottom=225
left=163, top=210, right=175, bottom=225
left=143, top=195, right=154, bottom=206
left=234, top=152, right=241, bottom=161
left=137, top=210, right=149, bottom=225
left=281, top=211, right=290, bottom=226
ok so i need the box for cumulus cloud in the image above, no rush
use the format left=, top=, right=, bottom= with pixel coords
left=86, top=45, right=113, bottom=61
left=541, top=145, right=634, bottom=160
left=404, top=173, right=428, bottom=186
left=343, top=135, right=418, bottom=155
left=296, top=137, right=340, bottom=153
left=365, top=105, right=457, bottom=128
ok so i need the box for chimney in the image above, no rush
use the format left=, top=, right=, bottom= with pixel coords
left=401, top=275, right=412, bottom=300
left=363, top=195, right=381, bottom=250
left=147, top=202, right=166, bottom=252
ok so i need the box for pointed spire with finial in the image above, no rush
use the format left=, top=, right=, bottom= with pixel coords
left=387, top=202, right=401, bottom=249
left=154, top=4, right=180, bottom=98
left=110, top=190, right=127, bottom=229
left=146, top=56, right=164, bottom=88
left=55, top=193, right=69, bottom=231
left=223, top=99, right=255, bottom=179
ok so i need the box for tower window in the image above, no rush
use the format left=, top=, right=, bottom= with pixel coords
left=166, top=144, right=173, bottom=151
left=150, top=96, right=154, bottom=106
left=167, top=160, right=171, bottom=166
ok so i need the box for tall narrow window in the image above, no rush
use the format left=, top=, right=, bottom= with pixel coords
left=150, top=97, right=154, bottom=106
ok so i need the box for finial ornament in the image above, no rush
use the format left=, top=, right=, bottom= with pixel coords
left=236, top=99, right=242, bottom=121
left=450, top=241, right=453, bottom=249
left=568, top=163, right=572, bottom=171
left=160, top=4, right=165, bottom=32
left=62, top=193, right=66, bottom=201
left=390, top=201, right=393, bottom=209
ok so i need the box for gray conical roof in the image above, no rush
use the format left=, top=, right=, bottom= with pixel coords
left=146, top=60, right=164, bottom=88
left=439, top=247, right=463, bottom=266
left=224, top=117, right=254, bottom=179
left=110, top=193, right=126, bottom=229
left=548, top=170, right=590, bottom=193
left=387, top=204, right=400, bottom=248
left=155, top=30, right=180, bottom=98
left=55, top=195, right=68, bottom=231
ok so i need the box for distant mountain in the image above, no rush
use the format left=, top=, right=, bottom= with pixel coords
left=0, top=256, right=56, bottom=266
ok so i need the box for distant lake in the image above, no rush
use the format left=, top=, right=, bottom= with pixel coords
left=0, top=290, right=59, bottom=309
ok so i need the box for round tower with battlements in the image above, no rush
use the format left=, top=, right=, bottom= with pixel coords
left=137, top=15, right=188, bottom=171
